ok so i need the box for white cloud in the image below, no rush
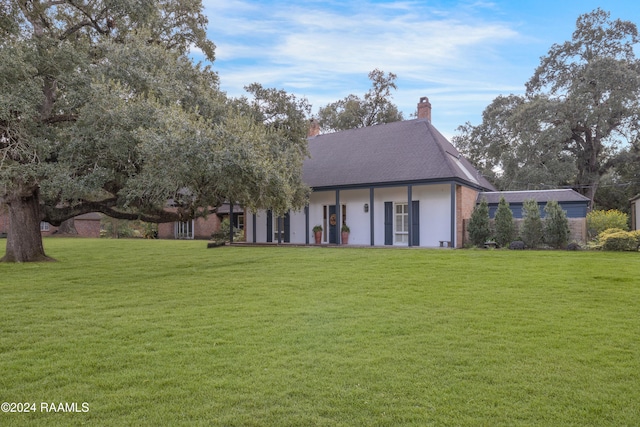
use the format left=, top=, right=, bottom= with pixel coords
left=203, top=0, right=531, bottom=136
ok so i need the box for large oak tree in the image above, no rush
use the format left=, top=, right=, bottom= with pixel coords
left=453, top=9, right=640, bottom=208
left=0, top=1, right=310, bottom=262
left=317, top=69, right=403, bottom=133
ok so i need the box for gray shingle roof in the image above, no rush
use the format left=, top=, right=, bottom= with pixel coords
left=478, top=189, right=590, bottom=204
left=302, top=119, right=495, bottom=190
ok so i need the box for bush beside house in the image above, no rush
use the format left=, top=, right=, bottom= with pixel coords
left=521, top=199, right=544, bottom=249
left=468, top=198, right=491, bottom=247
left=544, top=201, right=571, bottom=249
left=586, top=209, right=629, bottom=239
left=494, top=197, right=515, bottom=247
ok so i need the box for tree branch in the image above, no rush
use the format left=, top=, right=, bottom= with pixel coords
left=42, top=114, right=79, bottom=124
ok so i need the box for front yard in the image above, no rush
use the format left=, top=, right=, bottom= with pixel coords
left=1, top=239, right=639, bottom=426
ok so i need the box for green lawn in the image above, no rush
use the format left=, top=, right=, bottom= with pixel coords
left=1, top=239, right=639, bottom=426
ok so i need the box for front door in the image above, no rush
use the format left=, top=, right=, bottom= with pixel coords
left=328, top=205, right=337, bottom=244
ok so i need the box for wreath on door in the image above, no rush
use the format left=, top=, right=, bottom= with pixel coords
left=329, top=214, right=337, bottom=226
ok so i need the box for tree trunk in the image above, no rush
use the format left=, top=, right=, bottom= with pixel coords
left=1, top=189, right=54, bottom=262
left=57, top=218, right=78, bottom=235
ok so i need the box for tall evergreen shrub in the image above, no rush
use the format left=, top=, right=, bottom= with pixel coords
left=521, top=199, right=543, bottom=249
left=494, top=197, right=515, bottom=247
left=468, top=198, right=491, bottom=247
left=544, top=201, right=570, bottom=249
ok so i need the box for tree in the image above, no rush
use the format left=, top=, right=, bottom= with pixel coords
left=453, top=9, right=640, bottom=208
left=468, top=198, right=491, bottom=247
left=594, top=140, right=640, bottom=212
left=317, top=69, right=403, bottom=133
left=521, top=199, right=544, bottom=249
left=452, top=95, right=577, bottom=190
left=544, top=201, right=570, bottom=248
left=494, top=197, right=515, bottom=247
left=526, top=9, right=640, bottom=207
left=0, top=1, right=309, bottom=262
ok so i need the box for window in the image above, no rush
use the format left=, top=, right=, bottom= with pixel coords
left=175, top=220, right=194, bottom=239
left=395, top=203, right=408, bottom=244
left=40, top=222, right=50, bottom=232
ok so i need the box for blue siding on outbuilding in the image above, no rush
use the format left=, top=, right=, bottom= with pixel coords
left=488, top=201, right=588, bottom=219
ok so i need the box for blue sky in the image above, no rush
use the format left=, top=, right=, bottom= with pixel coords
left=199, top=0, right=640, bottom=139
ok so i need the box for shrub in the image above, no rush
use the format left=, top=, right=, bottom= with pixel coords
left=599, top=228, right=626, bottom=237
left=521, top=199, right=543, bottom=249
left=468, top=198, right=491, bottom=247
left=509, top=241, right=525, bottom=250
left=544, top=201, right=570, bottom=249
left=587, top=209, right=629, bottom=239
left=212, top=218, right=243, bottom=243
left=600, top=231, right=639, bottom=251
left=494, top=197, right=515, bottom=247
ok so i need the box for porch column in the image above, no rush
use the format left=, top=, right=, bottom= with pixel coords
left=229, top=203, right=234, bottom=244
left=450, top=183, right=456, bottom=248
left=407, top=185, right=413, bottom=247
left=277, top=216, right=282, bottom=244
left=252, top=212, right=256, bottom=243
left=369, top=187, right=375, bottom=246
left=336, top=189, right=341, bottom=244
left=304, top=204, right=309, bottom=245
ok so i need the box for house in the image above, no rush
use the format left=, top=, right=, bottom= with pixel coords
left=244, top=97, right=495, bottom=248
left=631, top=194, right=640, bottom=231
left=0, top=210, right=102, bottom=238
left=157, top=203, right=243, bottom=239
left=475, top=189, right=590, bottom=243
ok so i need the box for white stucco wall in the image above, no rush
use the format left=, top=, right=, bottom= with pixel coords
left=288, top=209, right=306, bottom=244
left=248, top=183, right=455, bottom=247
left=632, top=197, right=640, bottom=231
left=413, top=184, right=453, bottom=246
left=371, top=184, right=452, bottom=247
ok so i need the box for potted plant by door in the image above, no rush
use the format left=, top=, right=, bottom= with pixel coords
left=312, top=225, right=323, bottom=244
left=341, top=223, right=350, bottom=245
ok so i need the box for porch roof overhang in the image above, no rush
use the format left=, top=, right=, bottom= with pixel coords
left=309, top=177, right=488, bottom=193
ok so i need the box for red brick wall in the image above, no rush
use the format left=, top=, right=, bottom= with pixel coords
left=456, top=185, right=479, bottom=247
left=195, top=215, right=221, bottom=239
left=75, top=219, right=101, bottom=238
left=157, top=222, right=173, bottom=239
left=157, top=216, right=222, bottom=239
left=0, top=209, right=100, bottom=237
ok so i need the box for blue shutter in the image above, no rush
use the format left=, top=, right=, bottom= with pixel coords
left=411, top=200, right=420, bottom=246
left=384, top=202, right=393, bottom=245
left=266, top=210, right=273, bottom=243
left=284, top=212, right=291, bottom=243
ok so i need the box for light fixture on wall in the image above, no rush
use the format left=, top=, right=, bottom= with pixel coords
left=364, top=203, right=369, bottom=213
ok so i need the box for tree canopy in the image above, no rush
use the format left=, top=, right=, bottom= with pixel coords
left=453, top=9, right=640, bottom=209
left=317, top=69, right=403, bottom=133
left=0, top=1, right=310, bottom=262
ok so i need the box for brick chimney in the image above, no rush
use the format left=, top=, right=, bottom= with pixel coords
left=417, top=96, right=432, bottom=122
left=308, top=118, right=320, bottom=137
